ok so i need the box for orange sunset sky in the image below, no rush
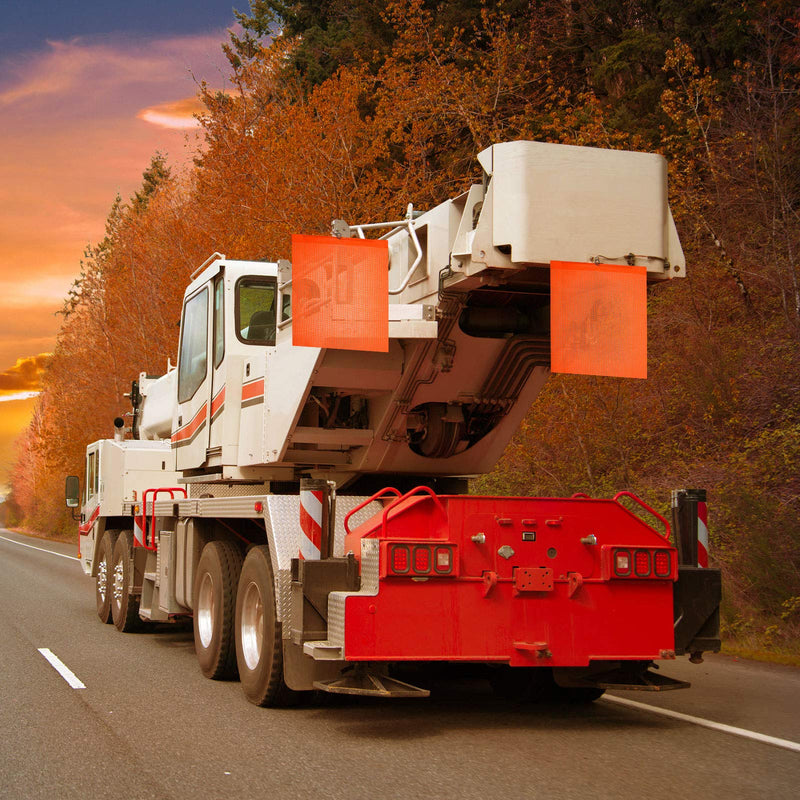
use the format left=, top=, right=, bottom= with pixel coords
left=0, top=3, right=239, bottom=493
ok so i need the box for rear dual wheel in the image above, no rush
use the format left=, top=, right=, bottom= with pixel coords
left=111, top=530, right=142, bottom=632
left=95, top=529, right=119, bottom=624
left=193, top=540, right=243, bottom=679
left=235, top=546, right=301, bottom=707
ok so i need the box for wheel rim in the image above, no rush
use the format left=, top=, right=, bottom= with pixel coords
left=240, top=580, right=264, bottom=671
left=197, top=572, right=215, bottom=649
left=97, top=555, right=107, bottom=603
left=112, top=558, right=124, bottom=609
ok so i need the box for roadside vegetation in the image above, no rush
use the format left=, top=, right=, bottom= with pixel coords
left=6, top=1, right=798, bottom=660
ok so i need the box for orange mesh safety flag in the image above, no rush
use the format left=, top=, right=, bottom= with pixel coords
left=291, top=234, right=389, bottom=352
left=550, top=261, right=647, bottom=379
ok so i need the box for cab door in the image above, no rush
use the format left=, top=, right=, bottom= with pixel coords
left=173, top=282, right=212, bottom=471
left=207, top=273, right=226, bottom=463
left=78, top=443, right=101, bottom=572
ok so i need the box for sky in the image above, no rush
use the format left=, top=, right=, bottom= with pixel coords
left=0, top=1, right=241, bottom=490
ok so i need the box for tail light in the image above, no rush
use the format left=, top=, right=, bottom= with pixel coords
left=614, top=549, right=631, bottom=576
left=434, top=547, right=452, bottom=574
left=385, top=542, right=457, bottom=577
left=653, top=549, right=672, bottom=577
left=606, top=546, right=675, bottom=580
left=391, top=545, right=410, bottom=574
left=414, top=546, right=431, bottom=572
left=634, top=549, right=651, bottom=576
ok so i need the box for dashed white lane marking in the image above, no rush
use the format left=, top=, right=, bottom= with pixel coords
left=604, top=694, right=800, bottom=754
left=0, top=534, right=79, bottom=561
left=38, top=648, right=86, bottom=689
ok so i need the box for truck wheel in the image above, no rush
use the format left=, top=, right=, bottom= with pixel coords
left=556, top=687, right=605, bottom=703
left=235, top=546, right=300, bottom=707
left=489, top=667, right=604, bottom=703
left=111, top=530, right=142, bottom=632
left=488, top=666, right=543, bottom=702
left=95, top=529, right=119, bottom=624
left=193, top=540, right=243, bottom=680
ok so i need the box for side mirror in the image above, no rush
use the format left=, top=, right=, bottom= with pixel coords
left=65, top=475, right=80, bottom=509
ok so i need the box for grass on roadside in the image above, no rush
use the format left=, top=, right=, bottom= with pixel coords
left=720, top=640, right=800, bottom=668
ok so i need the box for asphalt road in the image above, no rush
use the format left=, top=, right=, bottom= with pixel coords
left=1, top=528, right=798, bottom=800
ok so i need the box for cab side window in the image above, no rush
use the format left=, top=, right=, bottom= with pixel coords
left=86, top=450, right=98, bottom=502
left=178, top=287, right=209, bottom=403
left=236, top=278, right=277, bottom=345
left=213, top=276, right=225, bottom=369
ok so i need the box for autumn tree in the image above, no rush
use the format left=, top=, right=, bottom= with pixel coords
left=10, top=0, right=799, bottom=650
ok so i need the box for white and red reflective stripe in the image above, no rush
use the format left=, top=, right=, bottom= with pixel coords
left=299, top=488, right=323, bottom=560
left=697, top=501, right=709, bottom=568
left=78, top=505, right=100, bottom=536
left=171, top=403, right=208, bottom=445
left=241, top=378, right=265, bottom=408
left=133, top=516, right=145, bottom=546
left=210, top=385, right=226, bottom=421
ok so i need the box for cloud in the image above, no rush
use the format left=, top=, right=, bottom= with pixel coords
left=0, top=391, right=39, bottom=403
left=137, top=96, right=206, bottom=130
left=0, top=33, right=232, bottom=378
left=0, top=34, right=231, bottom=110
left=0, top=354, right=52, bottom=395
left=0, top=275, right=74, bottom=308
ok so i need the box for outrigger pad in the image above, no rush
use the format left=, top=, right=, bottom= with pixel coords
left=314, top=670, right=430, bottom=698
left=588, top=668, right=690, bottom=692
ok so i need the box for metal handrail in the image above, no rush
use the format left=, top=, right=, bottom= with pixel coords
left=380, top=485, right=447, bottom=537
left=351, top=205, right=424, bottom=296
left=613, top=491, right=671, bottom=539
left=343, top=487, right=401, bottom=535
left=277, top=276, right=293, bottom=331
left=190, top=252, right=226, bottom=280
left=138, top=487, right=188, bottom=550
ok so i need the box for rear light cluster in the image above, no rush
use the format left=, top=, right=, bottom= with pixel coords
left=386, top=543, right=457, bottom=577
left=612, top=547, right=674, bottom=578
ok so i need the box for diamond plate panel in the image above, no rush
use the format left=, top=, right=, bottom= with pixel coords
left=332, top=497, right=382, bottom=556
left=265, top=495, right=302, bottom=629
left=188, top=483, right=268, bottom=498
left=326, top=539, right=380, bottom=657
left=326, top=593, right=345, bottom=650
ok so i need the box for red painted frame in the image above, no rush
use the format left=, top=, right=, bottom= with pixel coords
left=342, top=489, right=679, bottom=666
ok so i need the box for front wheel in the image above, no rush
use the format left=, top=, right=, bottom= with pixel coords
left=95, top=529, right=119, bottom=624
left=235, top=546, right=301, bottom=707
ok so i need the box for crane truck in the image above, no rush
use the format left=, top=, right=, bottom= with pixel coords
left=67, top=141, right=721, bottom=706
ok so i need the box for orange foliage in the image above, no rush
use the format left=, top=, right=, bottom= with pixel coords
left=8, top=1, right=799, bottom=636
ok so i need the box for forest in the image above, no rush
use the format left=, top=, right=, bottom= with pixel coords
left=5, top=1, right=799, bottom=657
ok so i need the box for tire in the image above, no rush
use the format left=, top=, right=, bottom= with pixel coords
left=193, top=540, right=243, bottom=680
left=235, top=545, right=301, bottom=707
left=95, top=529, right=119, bottom=624
left=111, top=530, right=142, bottom=632
left=488, top=666, right=539, bottom=701
left=555, top=687, right=606, bottom=703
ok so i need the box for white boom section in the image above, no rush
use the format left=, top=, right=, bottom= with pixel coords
left=134, top=140, right=683, bottom=487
